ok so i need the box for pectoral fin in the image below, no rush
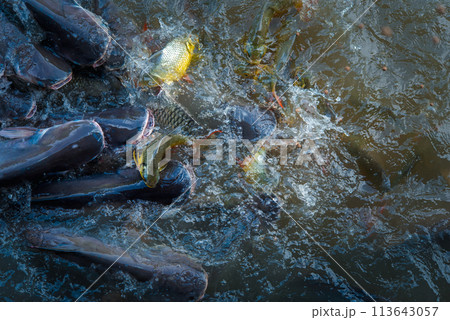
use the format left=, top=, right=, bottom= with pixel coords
left=0, top=127, right=38, bottom=139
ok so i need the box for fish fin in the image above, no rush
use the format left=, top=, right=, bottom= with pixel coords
left=204, top=129, right=223, bottom=139
left=0, top=127, right=38, bottom=139
left=133, top=149, right=142, bottom=167
left=182, top=74, right=193, bottom=83
left=272, top=89, right=284, bottom=109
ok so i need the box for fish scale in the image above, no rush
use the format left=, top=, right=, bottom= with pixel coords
left=140, top=35, right=197, bottom=87
left=151, top=103, right=199, bottom=136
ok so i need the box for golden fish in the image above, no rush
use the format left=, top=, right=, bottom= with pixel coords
left=140, top=35, right=198, bottom=87
left=134, top=134, right=188, bottom=188
left=240, top=146, right=269, bottom=185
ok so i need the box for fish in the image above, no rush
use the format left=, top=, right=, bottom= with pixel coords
left=91, top=0, right=140, bottom=70
left=0, top=10, right=72, bottom=89
left=86, top=106, right=155, bottom=147
left=134, top=134, right=189, bottom=188
left=226, top=104, right=277, bottom=141
left=0, top=120, right=105, bottom=185
left=0, top=79, right=37, bottom=121
left=32, top=160, right=195, bottom=207
left=26, top=227, right=208, bottom=301
left=244, top=0, right=302, bottom=64
left=240, top=146, right=269, bottom=185
left=37, top=106, right=154, bottom=147
left=342, top=134, right=391, bottom=193
left=139, top=35, right=198, bottom=87
left=23, top=0, right=112, bottom=67
left=150, top=100, right=198, bottom=136
left=241, top=0, right=304, bottom=109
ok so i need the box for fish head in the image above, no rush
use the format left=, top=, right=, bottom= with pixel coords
left=146, top=247, right=208, bottom=301
left=185, top=34, right=199, bottom=54
left=167, top=266, right=208, bottom=301
left=11, top=43, right=72, bottom=90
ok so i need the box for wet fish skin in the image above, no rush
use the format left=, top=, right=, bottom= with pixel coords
left=24, top=0, right=112, bottom=67
left=0, top=120, right=105, bottom=185
left=153, top=105, right=196, bottom=132
left=226, top=104, right=276, bottom=141
left=91, top=0, right=140, bottom=70
left=136, top=134, right=188, bottom=188
left=342, top=135, right=391, bottom=193
left=26, top=227, right=208, bottom=301
left=140, top=35, right=198, bottom=87
left=86, top=107, right=155, bottom=147
left=32, top=160, right=195, bottom=207
left=0, top=10, right=72, bottom=89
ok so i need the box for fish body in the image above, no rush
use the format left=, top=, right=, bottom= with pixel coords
left=342, top=135, right=391, bottom=193
left=32, top=160, right=195, bottom=206
left=135, top=134, right=189, bottom=188
left=150, top=100, right=198, bottom=136
left=26, top=227, right=208, bottom=301
left=0, top=10, right=72, bottom=89
left=140, top=35, right=197, bottom=87
left=23, top=0, right=112, bottom=67
left=244, top=0, right=302, bottom=64
left=226, top=104, right=276, bottom=141
left=0, top=120, right=104, bottom=184
left=241, top=146, right=268, bottom=184
left=92, top=0, right=140, bottom=70
left=87, top=107, right=154, bottom=147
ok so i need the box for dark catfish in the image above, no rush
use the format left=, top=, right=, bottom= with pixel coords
left=86, top=107, right=154, bottom=147
left=44, top=106, right=155, bottom=147
left=225, top=104, right=277, bottom=141
left=342, top=134, right=391, bottom=193
left=26, top=227, right=208, bottom=301
left=92, top=0, right=140, bottom=70
left=0, top=120, right=105, bottom=184
left=0, top=10, right=72, bottom=89
left=0, top=79, right=36, bottom=121
left=24, top=0, right=112, bottom=67
left=32, top=160, right=195, bottom=207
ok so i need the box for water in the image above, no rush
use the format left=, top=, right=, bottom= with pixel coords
left=0, top=0, right=449, bottom=301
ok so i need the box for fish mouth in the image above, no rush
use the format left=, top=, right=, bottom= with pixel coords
left=91, top=120, right=106, bottom=151
left=143, top=109, right=155, bottom=138
left=127, top=109, right=155, bottom=145
left=195, top=271, right=208, bottom=301
left=25, top=99, right=37, bottom=120
left=49, top=72, right=73, bottom=90
left=93, top=35, right=113, bottom=68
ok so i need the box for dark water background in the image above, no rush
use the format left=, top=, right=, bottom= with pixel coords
left=0, top=0, right=449, bottom=301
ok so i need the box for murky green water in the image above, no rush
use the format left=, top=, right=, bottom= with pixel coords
left=0, top=0, right=449, bottom=301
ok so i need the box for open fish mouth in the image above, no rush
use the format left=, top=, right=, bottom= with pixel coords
left=93, top=35, right=113, bottom=68
left=49, top=72, right=73, bottom=90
